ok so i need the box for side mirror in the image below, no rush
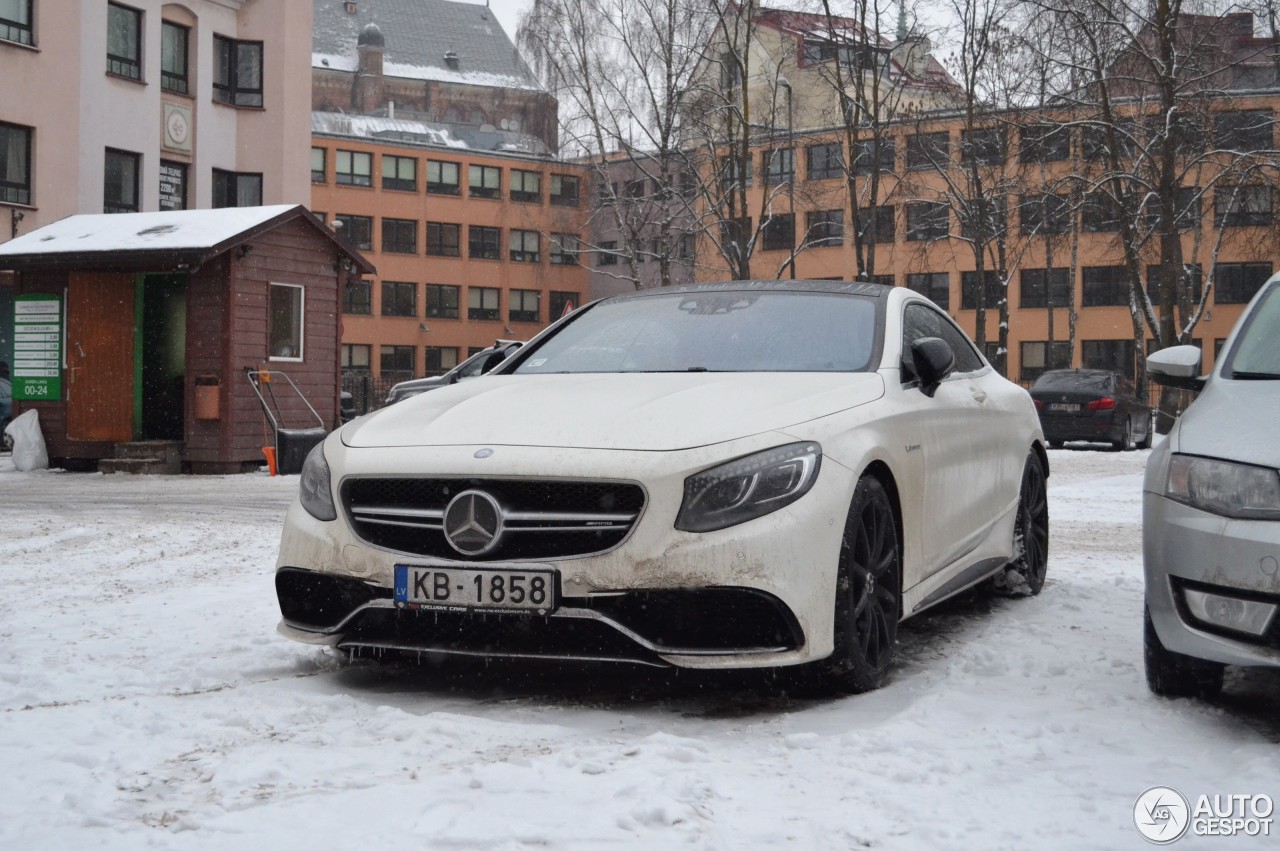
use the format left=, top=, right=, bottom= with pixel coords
left=1148, top=345, right=1206, bottom=392
left=911, top=337, right=956, bottom=398
left=480, top=342, right=522, bottom=375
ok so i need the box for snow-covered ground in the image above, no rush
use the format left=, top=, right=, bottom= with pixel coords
left=1, top=449, right=1276, bottom=849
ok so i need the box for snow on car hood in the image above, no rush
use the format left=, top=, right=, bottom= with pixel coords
left=344, top=372, right=885, bottom=451
left=1176, top=378, right=1280, bottom=468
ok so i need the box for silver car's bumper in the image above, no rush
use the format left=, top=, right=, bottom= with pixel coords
left=1143, top=491, right=1280, bottom=667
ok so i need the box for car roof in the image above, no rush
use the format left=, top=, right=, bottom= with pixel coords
left=602, top=280, right=891, bottom=302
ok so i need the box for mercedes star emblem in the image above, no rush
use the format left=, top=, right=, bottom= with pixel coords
left=442, top=490, right=504, bottom=555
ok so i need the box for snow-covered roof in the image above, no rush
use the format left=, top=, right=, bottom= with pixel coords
left=312, top=0, right=541, bottom=91
left=311, top=112, right=468, bottom=148
left=0, top=206, right=375, bottom=273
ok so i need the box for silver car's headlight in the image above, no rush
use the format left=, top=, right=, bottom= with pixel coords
left=1165, top=454, right=1280, bottom=520
left=299, top=442, right=338, bottom=521
left=676, top=442, right=822, bottom=533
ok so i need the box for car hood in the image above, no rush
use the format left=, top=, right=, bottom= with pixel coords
left=343, top=372, right=885, bottom=451
left=1176, top=378, right=1280, bottom=467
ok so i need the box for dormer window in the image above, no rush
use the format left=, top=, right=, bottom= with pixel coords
left=444, top=50, right=459, bottom=70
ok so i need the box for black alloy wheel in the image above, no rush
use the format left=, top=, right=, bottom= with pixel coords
left=822, top=476, right=901, bottom=693
left=993, top=451, right=1049, bottom=597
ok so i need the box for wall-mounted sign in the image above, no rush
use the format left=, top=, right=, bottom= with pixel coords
left=12, top=294, right=62, bottom=401
left=160, top=160, right=188, bottom=211
left=163, top=103, right=193, bottom=153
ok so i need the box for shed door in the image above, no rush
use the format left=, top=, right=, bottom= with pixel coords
left=67, top=272, right=135, bottom=442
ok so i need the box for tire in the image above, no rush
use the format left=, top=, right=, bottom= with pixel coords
left=1112, top=418, right=1133, bottom=451
left=1144, top=605, right=1224, bottom=698
left=1137, top=414, right=1153, bottom=450
left=819, top=476, right=902, bottom=694
left=992, top=451, right=1049, bottom=597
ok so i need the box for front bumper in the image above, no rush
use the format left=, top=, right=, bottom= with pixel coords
left=275, top=436, right=856, bottom=669
left=1143, top=491, right=1280, bottom=667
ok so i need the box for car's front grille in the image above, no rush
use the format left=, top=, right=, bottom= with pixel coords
left=342, top=477, right=646, bottom=561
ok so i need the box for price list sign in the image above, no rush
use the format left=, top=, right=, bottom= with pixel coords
left=13, top=295, right=63, bottom=401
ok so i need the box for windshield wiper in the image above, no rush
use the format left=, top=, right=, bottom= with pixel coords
left=687, top=366, right=709, bottom=372
left=1230, top=371, right=1280, bottom=380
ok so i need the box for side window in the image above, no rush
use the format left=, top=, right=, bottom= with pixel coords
left=901, top=303, right=983, bottom=382
left=456, top=353, right=487, bottom=380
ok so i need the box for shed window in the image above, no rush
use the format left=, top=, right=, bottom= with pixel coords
left=269, top=283, right=304, bottom=361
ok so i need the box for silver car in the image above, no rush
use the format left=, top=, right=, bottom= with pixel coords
left=1143, top=275, right=1280, bottom=697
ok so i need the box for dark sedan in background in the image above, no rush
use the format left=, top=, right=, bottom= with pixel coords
left=1030, top=369, right=1153, bottom=450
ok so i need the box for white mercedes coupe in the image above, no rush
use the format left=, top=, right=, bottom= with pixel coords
left=276, top=281, right=1049, bottom=692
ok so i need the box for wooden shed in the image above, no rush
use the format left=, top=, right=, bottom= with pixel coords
left=0, top=205, right=374, bottom=474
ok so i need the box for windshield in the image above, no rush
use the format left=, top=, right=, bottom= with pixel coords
left=1224, top=282, right=1280, bottom=379
left=1032, top=371, right=1112, bottom=392
left=513, top=291, right=878, bottom=374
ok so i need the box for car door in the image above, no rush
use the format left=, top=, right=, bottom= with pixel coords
left=900, top=303, right=1009, bottom=578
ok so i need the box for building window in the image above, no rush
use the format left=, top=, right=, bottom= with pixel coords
left=806, top=142, right=843, bottom=180
left=1214, top=110, right=1273, bottom=153
left=380, top=345, right=414, bottom=382
left=381, top=218, right=418, bottom=254
left=549, top=291, right=579, bottom=320
left=213, top=35, right=263, bottom=107
left=343, top=278, right=371, bottom=314
left=961, top=271, right=1004, bottom=310
left=341, top=344, right=371, bottom=371
left=906, top=132, right=949, bottom=170
left=107, top=3, right=142, bottom=80
left=550, top=173, right=579, bottom=206
left=719, top=156, right=752, bottom=189
left=511, top=169, right=541, bottom=203
left=962, top=128, right=1006, bottom=165
left=550, top=233, right=579, bottom=265
left=1082, top=121, right=1137, bottom=161
left=426, top=284, right=460, bottom=319
left=510, top=229, right=540, bottom=263
left=1214, top=185, right=1272, bottom=227
left=468, top=225, right=501, bottom=260
left=104, top=148, right=139, bottom=213
left=762, top=214, right=794, bottom=251
left=1021, top=193, right=1070, bottom=235
left=1146, top=264, right=1203, bottom=304
left=311, top=147, right=326, bottom=183
left=427, top=160, right=460, bottom=194
left=857, top=205, right=895, bottom=244
left=268, top=283, right=304, bottom=361
left=1215, top=262, right=1273, bottom=304
left=334, top=214, right=373, bottom=250
left=425, top=346, right=459, bottom=375
left=335, top=150, right=372, bottom=186
left=469, top=164, right=501, bottom=199
left=1082, top=339, right=1136, bottom=380
left=1081, top=192, right=1122, bottom=232
left=382, top=155, right=416, bottom=191
left=906, top=201, right=948, bottom=241
left=1, top=0, right=33, bottom=45
left=1145, top=187, right=1201, bottom=230
left=426, top=221, right=461, bottom=257
left=853, top=138, right=894, bottom=175
left=212, top=169, right=262, bottom=208
left=960, top=196, right=1007, bottom=241
left=763, top=148, right=794, bottom=185
left=510, top=289, right=540, bottom=323
left=160, top=20, right=189, bottom=93
left=468, top=287, right=500, bottom=321
left=1018, top=124, right=1069, bottom=163
left=1020, top=268, right=1071, bottom=309
left=1081, top=266, right=1130, bottom=307
left=381, top=281, right=416, bottom=317
left=907, top=272, right=950, bottom=310
left=807, top=210, right=844, bottom=247
left=158, top=160, right=187, bottom=210
left=597, top=240, right=618, bottom=266
left=0, top=121, right=32, bottom=205
left=1021, top=341, right=1072, bottom=382
left=623, top=178, right=647, bottom=199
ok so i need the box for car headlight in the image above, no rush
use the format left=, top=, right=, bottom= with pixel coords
left=676, top=442, right=821, bottom=533
left=1165, top=454, right=1280, bottom=520
left=299, top=441, right=337, bottom=521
